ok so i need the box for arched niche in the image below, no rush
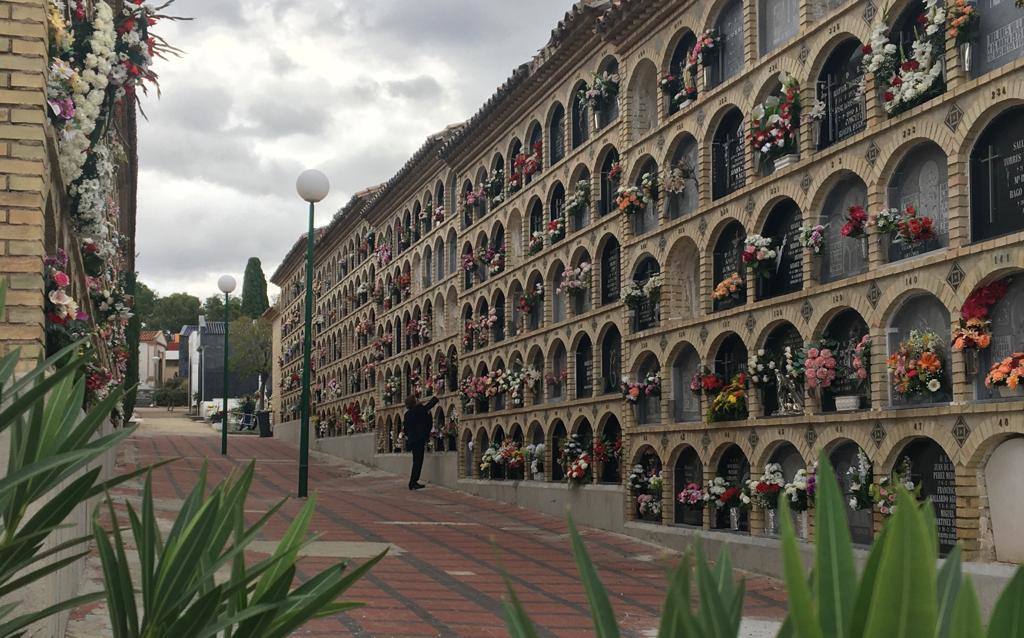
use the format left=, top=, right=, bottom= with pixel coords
left=820, top=308, right=871, bottom=412
left=715, top=444, right=750, bottom=531
left=634, top=354, right=662, bottom=425
left=666, top=135, right=699, bottom=220
left=549, top=182, right=566, bottom=245
left=828, top=440, right=874, bottom=545
left=550, top=342, right=568, bottom=402
left=985, top=437, right=1024, bottom=562
left=493, top=291, right=506, bottom=343
left=887, top=293, right=951, bottom=406
left=710, top=0, right=744, bottom=88
left=671, top=344, right=702, bottom=422
left=760, top=322, right=805, bottom=416
left=715, top=333, right=749, bottom=391
left=598, top=415, right=622, bottom=484
left=525, top=272, right=544, bottom=331
left=711, top=108, right=746, bottom=200
left=673, top=446, right=703, bottom=526
left=758, top=0, right=799, bottom=56
left=598, top=147, right=620, bottom=217
left=768, top=442, right=804, bottom=480
left=632, top=157, right=660, bottom=235
left=570, top=249, right=593, bottom=315
left=970, top=106, right=1024, bottom=243
left=446, top=228, right=458, bottom=275
left=973, top=276, right=1024, bottom=399
left=756, top=199, right=804, bottom=300
left=633, top=447, right=663, bottom=522
left=632, top=256, right=661, bottom=331
left=549, top=103, right=566, bottom=165
left=575, top=334, right=594, bottom=399
left=886, top=141, right=949, bottom=262
left=816, top=39, right=866, bottom=150
left=897, top=438, right=957, bottom=554
left=666, top=31, right=698, bottom=116
left=628, top=59, right=659, bottom=139
left=569, top=169, right=592, bottom=231
left=599, top=237, right=621, bottom=305
left=819, top=175, right=868, bottom=283
left=712, top=221, right=747, bottom=312
left=550, top=420, right=568, bottom=481
left=600, top=325, right=622, bottom=395
left=551, top=262, right=567, bottom=323
left=571, top=80, right=590, bottom=149
left=596, top=56, right=621, bottom=128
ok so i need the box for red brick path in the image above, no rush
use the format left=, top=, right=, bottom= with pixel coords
left=120, top=434, right=787, bottom=637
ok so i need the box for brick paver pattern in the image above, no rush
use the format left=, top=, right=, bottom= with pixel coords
left=72, top=424, right=787, bottom=637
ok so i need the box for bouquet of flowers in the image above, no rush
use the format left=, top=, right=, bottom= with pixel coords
left=431, top=205, right=446, bottom=223
left=841, top=205, right=869, bottom=239
left=637, top=494, right=662, bottom=519
left=704, top=477, right=749, bottom=510
left=659, top=72, right=682, bottom=100
left=565, top=451, right=592, bottom=485
left=480, top=446, right=498, bottom=479
left=525, top=443, right=546, bottom=477
left=872, top=204, right=934, bottom=246
left=517, top=283, right=544, bottom=317
left=546, top=215, right=566, bottom=242
left=615, top=186, right=647, bottom=216
left=947, top=0, right=979, bottom=46
left=749, top=72, right=802, bottom=164
left=954, top=279, right=1009, bottom=351
left=398, top=273, right=412, bottom=297
left=622, top=280, right=646, bottom=310
left=846, top=448, right=875, bottom=511
left=461, top=249, right=478, bottom=273
left=985, top=353, right=1024, bottom=392
left=784, top=466, right=816, bottom=512
left=746, top=463, right=785, bottom=510
left=748, top=349, right=778, bottom=386
left=498, top=440, right=525, bottom=473
left=374, top=243, right=392, bottom=267
left=528, top=231, right=545, bottom=255
left=485, top=168, right=505, bottom=204
left=591, top=435, right=622, bottom=464
left=887, top=330, right=946, bottom=398
left=578, top=71, right=620, bottom=112
left=479, top=244, right=506, bottom=275
left=870, top=457, right=919, bottom=516
left=804, top=343, right=838, bottom=390
left=663, top=162, right=694, bottom=195
left=621, top=372, right=661, bottom=403
left=851, top=335, right=871, bottom=385
left=799, top=224, right=826, bottom=254
left=382, top=376, right=400, bottom=405
left=689, top=29, right=720, bottom=67
left=953, top=318, right=991, bottom=351
left=690, top=366, right=724, bottom=396
left=708, top=373, right=748, bottom=422
left=628, top=464, right=650, bottom=494
left=784, top=345, right=805, bottom=381
left=712, top=273, right=744, bottom=302
left=677, top=483, right=704, bottom=508
left=565, top=180, right=591, bottom=218
left=608, top=161, right=623, bottom=183
left=545, top=369, right=568, bottom=388
left=557, top=261, right=592, bottom=297
left=742, top=235, right=778, bottom=279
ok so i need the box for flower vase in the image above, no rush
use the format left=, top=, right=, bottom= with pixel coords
left=773, top=154, right=798, bottom=170
left=702, top=66, right=713, bottom=90
left=998, top=385, right=1024, bottom=399
left=796, top=510, right=809, bottom=540
left=534, top=472, right=545, bottom=482
left=766, top=508, right=778, bottom=536
left=964, top=349, right=979, bottom=377
left=729, top=507, right=740, bottom=531
left=959, top=41, right=973, bottom=75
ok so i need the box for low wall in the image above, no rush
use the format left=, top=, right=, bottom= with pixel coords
left=289, top=434, right=1015, bottom=615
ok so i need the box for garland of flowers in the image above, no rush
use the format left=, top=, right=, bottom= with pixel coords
left=43, top=250, right=90, bottom=353
left=861, top=0, right=946, bottom=117
left=887, top=330, right=946, bottom=398
left=620, top=372, right=661, bottom=404
left=748, top=72, right=802, bottom=165
left=953, top=279, right=1009, bottom=352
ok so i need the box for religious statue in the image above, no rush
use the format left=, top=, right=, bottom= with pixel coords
left=774, top=367, right=804, bottom=416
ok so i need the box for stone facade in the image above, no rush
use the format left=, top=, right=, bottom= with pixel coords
left=270, top=0, right=1024, bottom=562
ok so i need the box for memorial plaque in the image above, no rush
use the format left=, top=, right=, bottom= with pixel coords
left=978, top=0, right=1024, bottom=76
left=675, top=449, right=704, bottom=526
left=602, top=330, right=622, bottom=394
left=714, top=223, right=746, bottom=312
left=716, top=0, right=745, bottom=84
left=829, top=442, right=875, bottom=545
left=602, top=240, right=621, bottom=303
left=904, top=441, right=958, bottom=554
left=970, top=106, right=1024, bottom=243
left=715, top=334, right=748, bottom=383
left=759, top=202, right=804, bottom=299
left=759, top=0, right=799, bottom=55
left=822, top=178, right=869, bottom=282
left=808, top=0, right=846, bottom=21
left=578, top=348, right=594, bottom=398
left=673, top=349, right=702, bottom=421
left=717, top=446, right=750, bottom=530
left=888, top=144, right=949, bottom=262
left=667, top=140, right=699, bottom=219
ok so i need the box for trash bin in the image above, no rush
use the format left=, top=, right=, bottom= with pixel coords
left=257, top=411, right=272, bottom=438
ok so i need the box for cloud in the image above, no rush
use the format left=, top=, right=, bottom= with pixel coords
left=136, top=0, right=578, bottom=300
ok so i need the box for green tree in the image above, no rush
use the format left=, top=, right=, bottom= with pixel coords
left=153, top=376, right=187, bottom=408
left=133, top=279, right=157, bottom=327
left=203, top=294, right=243, bottom=321
left=150, top=292, right=202, bottom=332
left=240, top=257, right=270, bottom=318
left=123, top=271, right=141, bottom=423
left=228, top=317, right=272, bottom=409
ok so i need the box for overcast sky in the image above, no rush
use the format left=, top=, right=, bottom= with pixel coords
left=136, top=0, right=578, bottom=301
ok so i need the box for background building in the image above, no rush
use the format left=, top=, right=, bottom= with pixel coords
left=183, top=320, right=260, bottom=416
left=137, top=331, right=168, bottom=403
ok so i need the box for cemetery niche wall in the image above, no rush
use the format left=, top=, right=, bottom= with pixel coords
left=268, top=0, right=1024, bottom=565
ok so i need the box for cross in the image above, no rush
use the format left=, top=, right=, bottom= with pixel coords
left=978, top=144, right=1001, bottom=224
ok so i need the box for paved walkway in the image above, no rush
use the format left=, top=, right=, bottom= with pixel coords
left=67, top=415, right=787, bottom=637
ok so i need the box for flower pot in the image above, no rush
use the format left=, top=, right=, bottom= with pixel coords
left=998, top=385, right=1024, bottom=399
left=702, top=66, right=713, bottom=90
left=765, top=508, right=778, bottom=536
left=678, top=98, right=693, bottom=109
left=773, top=154, right=798, bottom=170
left=834, top=395, right=861, bottom=412
left=796, top=510, right=809, bottom=540
left=959, top=41, right=973, bottom=75
left=729, top=507, right=740, bottom=531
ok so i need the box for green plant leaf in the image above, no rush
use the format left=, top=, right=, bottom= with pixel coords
left=949, top=576, right=984, bottom=638
left=567, top=515, right=620, bottom=638
left=778, top=496, right=822, bottom=638
left=935, top=545, right=962, bottom=638
left=814, top=454, right=855, bottom=638
left=658, top=553, right=701, bottom=638
left=849, top=523, right=888, bottom=638
left=862, top=489, right=937, bottom=638
left=986, top=566, right=1024, bottom=637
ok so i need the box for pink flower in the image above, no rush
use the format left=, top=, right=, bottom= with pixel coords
left=807, top=377, right=819, bottom=389
left=816, top=368, right=829, bottom=380
left=53, top=271, right=70, bottom=287
left=807, top=348, right=820, bottom=359
left=856, top=368, right=868, bottom=380
left=825, top=357, right=836, bottom=368
left=820, top=349, right=833, bottom=358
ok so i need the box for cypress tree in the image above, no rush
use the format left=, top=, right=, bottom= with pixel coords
left=240, top=257, right=270, bottom=318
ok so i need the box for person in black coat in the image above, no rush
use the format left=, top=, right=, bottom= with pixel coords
left=403, top=394, right=439, bottom=490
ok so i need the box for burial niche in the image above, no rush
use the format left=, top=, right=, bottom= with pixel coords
left=819, top=175, right=869, bottom=283
left=974, top=0, right=1024, bottom=76
left=600, top=237, right=622, bottom=304
left=599, top=416, right=622, bottom=483
left=551, top=421, right=568, bottom=481
left=756, top=199, right=804, bottom=300
left=575, top=335, right=594, bottom=399
left=712, top=108, right=746, bottom=200
left=666, top=136, right=699, bottom=220
left=601, top=325, right=622, bottom=395
left=887, top=293, right=952, bottom=406
left=974, top=277, right=1024, bottom=399
left=715, top=445, right=750, bottom=531
left=671, top=344, right=702, bottom=422
left=711, top=0, right=745, bottom=88
left=715, top=333, right=749, bottom=390
left=673, top=446, right=704, bottom=526
left=713, top=221, right=747, bottom=312
left=635, top=354, right=661, bottom=425
left=886, top=142, right=949, bottom=262
left=985, top=438, right=1024, bottom=563
left=758, top=0, right=799, bottom=56
left=970, top=106, right=1024, bottom=243
left=760, top=322, right=805, bottom=417
left=899, top=438, right=957, bottom=554
left=816, top=39, right=866, bottom=150
left=632, top=257, right=661, bottom=332
left=632, top=158, right=660, bottom=235
left=829, top=441, right=875, bottom=545
left=820, top=309, right=871, bottom=412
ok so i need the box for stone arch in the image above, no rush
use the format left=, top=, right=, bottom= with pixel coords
left=709, top=105, right=746, bottom=200
left=548, top=101, right=566, bottom=165
left=596, top=144, right=620, bottom=217
left=880, top=140, right=950, bottom=263
left=883, top=291, right=953, bottom=406
left=664, top=132, right=700, bottom=220
left=966, top=104, right=1024, bottom=243
left=627, top=58, right=659, bottom=140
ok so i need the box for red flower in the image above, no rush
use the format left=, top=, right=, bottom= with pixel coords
left=884, top=91, right=895, bottom=102
left=862, top=44, right=873, bottom=55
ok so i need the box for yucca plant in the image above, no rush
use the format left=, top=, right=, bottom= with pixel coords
left=94, top=462, right=384, bottom=637
left=504, top=451, right=1024, bottom=638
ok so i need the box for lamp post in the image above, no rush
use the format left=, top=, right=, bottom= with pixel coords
left=218, top=274, right=237, bottom=456
left=296, top=169, right=329, bottom=498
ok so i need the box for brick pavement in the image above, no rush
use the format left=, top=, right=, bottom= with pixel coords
left=67, top=429, right=788, bottom=637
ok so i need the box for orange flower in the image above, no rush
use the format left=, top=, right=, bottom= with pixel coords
left=1008, top=374, right=1020, bottom=390
left=978, top=334, right=991, bottom=348
left=918, top=352, right=941, bottom=373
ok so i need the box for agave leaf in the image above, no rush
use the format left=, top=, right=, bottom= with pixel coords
left=567, top=515, right=620, bottom=638
left=935, top=545, right=962, bottom=638
left=986, top=566, right=1024, bottom=637
left=778, top=496, right=822, bottom=638
left=814, top=455, right=855, bottom=638
left=949, top=576, right=984, bottom=638
left=849, top=523, right=889, bottom=638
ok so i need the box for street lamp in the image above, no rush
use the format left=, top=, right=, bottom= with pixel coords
left=218, top=274, right=237, bottom=456
left=296, top=169, right=329, bottom=498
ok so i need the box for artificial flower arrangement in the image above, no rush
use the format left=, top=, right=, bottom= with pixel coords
left=663, top=161, right=695, bottom=195
left=398, top=273, right=412, bottom=297
left=748, top=72, right=803, bottom=167
left=545, top=369, right=568, bottom=388
left=432, top=205, right=446, bottom=223
left=374, top=243, right=392, bottom=267
left=507, top=168, right=523, bottom=194
left=947, top=0, right=979, bottom=46
left=615, top=172, right=658, bottom=216
left=784, top=466, right=817, bottom=512
left=871, top=204, right=935, bottom=246
left=659, top=72, right=682, bottom=101
left=479, top=244, right=506, bottom=276
left=783, top=345, right=806, bottom=382
left=887, top=330, right=946, bottom=398
left=355, top=318, right=373, bottom=336
left=578, top=71, right=620, bottom=112
left=372, top=279, right=385, bottom=307
left=803, top=342, right=838, bottom=392
left=746, top=463, right=785, bottom=510
left=799, top=223, right=826, bottom=255
left=479, top=445, right=498, bottom=479
left=591, top=434, right=622, bottom=465
left=703, top=476, right=750, bottom=510
left=707, top=372, right=748, bottom=422
left=870, top=457, right=919, bottom=516
left=525, top=443, right=546, bottom=478
left=462, top=320, right=477, bottom=349
left=622, top=273, right=665, bottom=311
left=498, top=439, right=526, bottom=475
left=497, top=367, right=539, bottom=407
left=688, top=29, right=720, bottom=68
left=561, top=433, right=592, bottom=485
left=748, top=349, right=778, bottom=387
left=44, top=250, right=90, bottom=351
left=485, top=168, right=505, bottom=204
left=628, top=464, right=650, bottom=493
left=528, top=230, right=545, bottom=256
left=676, top=482, right=705, bottom=509
left=382, top=375, right=400, bottom=405
left=712, top=272, right=744, bottom=303
left=557, top=261, right=592, bottom=298
left=461, top=249, right=478, bottom=273
left=620, top=372, right=661, bottom=404
left=851, top=335, right=871, bottom=385
left=690, top=366, right=724, bottom=396
left=861, top=0, right=946, bottom=117
left=476, top=308, right=499, bottom=345
left=565, top=179, right=591, bottom=218
left=608, top=161, right=623, bottom=183
left=522, top=141, right=543, bottom=178
left=742, top=234, right=778, bottom=279
left=840, top=205, right=869, bottom=239
left=985, top=353, right=1024, bottom=394
left=637, top=490, right=662, bottom=520
left=846, top=448, right=875, bottom=512
left=461, top=186, right=486, bottom=218
left=953, top=279, right=1008, bottom=351
left=517, top=283, right=545, bottom=318
left=546, top=214, right=566, bottom=242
